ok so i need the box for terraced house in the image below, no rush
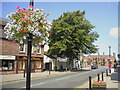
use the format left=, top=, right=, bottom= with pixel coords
left=86, top=54, right=115, bottom=67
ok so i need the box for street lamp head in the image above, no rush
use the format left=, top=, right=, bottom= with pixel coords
left=30, top=0, right=34, bottom=6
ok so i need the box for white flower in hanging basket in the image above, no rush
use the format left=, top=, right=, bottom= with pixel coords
left=4, top=6, right=52, bottom=46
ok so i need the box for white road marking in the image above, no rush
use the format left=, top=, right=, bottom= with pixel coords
left=56, top=76, right=71, bottom=80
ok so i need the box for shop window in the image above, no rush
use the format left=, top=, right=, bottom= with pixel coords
left=35, top=61, right=41, bottom=68
left=18, top=61, right=25, bottom=70
left=2, top=60, right=14, bottom=70
left=31, top=61, right=35, bottom=69
left=19, top=43, right=25, bottom=52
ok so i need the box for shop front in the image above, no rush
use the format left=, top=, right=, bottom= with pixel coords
left=0, top=55, right=16, bottom=74
left=16, top=56, right=43, bottom=73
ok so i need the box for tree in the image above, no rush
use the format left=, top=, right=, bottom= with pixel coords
left=47, top=10, right=99, bottom=69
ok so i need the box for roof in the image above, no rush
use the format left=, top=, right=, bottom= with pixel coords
left=0, top=18, right=9, bottom=39
left=86, top=55, right=115, bottom=59
left=0, top=18, right=9, bottom=26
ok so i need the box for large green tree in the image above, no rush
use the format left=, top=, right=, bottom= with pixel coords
left=47, top=10, right=99, bottom=69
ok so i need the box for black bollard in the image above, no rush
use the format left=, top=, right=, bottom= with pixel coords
left=102, top=72, right=104, bottom=81
left=106, top=70, right=108, bottom=76
left=109, top=68, right=111, bottom=73
left=89, top=76, right=92, bottom=89
left=98, top=74, right=100, bottom=82
left=24, top=69, right=25, bottom=78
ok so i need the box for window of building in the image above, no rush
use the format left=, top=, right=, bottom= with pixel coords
left=31, top=46, right=34, bottom=53
left=35, top=61, right=41, bottom=68
left=18, top=61, right=26, bottom=70
left=19, top=43, right=25, bottom=52
left=18, top=61, right=23, bottom=70
left=2, top=60, right=14, bottom=70
left=37, top=46, right=41, bottom=54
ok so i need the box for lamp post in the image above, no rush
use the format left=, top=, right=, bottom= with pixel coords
left=26, top=0, right=34, bottom=90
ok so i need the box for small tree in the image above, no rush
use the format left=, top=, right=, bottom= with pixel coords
left=47, top=10, right=99, bottom=70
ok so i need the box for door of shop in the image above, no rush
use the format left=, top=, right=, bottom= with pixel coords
left=45, top=62, right=52, bottom=70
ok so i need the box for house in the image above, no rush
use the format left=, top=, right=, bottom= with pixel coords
left=44, top=44, right=67, bottom=71
left=86, top=54, right=115, bottom=67
left=73, top=53, right=87, bottom=69
left=0, top=18, right=44, bottom=74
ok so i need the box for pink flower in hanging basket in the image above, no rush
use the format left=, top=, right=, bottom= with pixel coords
left=29, top=5, right=34, bottom=9
left=19, top=9, right=25, bottom=13
left=21, top=18, right=28, bottom=21
left=16, top=6, right=20, bottom=9
left=24, top=13, right=30, bottom=16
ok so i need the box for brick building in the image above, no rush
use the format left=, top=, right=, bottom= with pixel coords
left=86, top=54, right=115, bottom=67
left=0, top=18, right=44, bottom=74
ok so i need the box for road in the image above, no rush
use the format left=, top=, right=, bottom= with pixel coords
left=2, top=66, right=106, bottom=89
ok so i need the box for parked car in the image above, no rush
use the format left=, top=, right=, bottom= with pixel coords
left=91, top=64, right=98, bottom=69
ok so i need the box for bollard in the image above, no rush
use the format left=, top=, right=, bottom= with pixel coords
left=106, top=70, right=108, bottom=76
left=102, top=72, right=104, bottom=81
left=98, top=74, right=100, bottom=82
left=89, top=76, right=92, bottom=89
left=109, top=68, right=111, bottom=73
left=23, top=69, right=25, bottom=78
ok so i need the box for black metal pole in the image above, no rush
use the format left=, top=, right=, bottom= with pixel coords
left=26, top=33, right=32, bottom=90
left=24, top=69, right=25, bottom=78
left=30, top=0, right=34, bottom=6
left=106, top=70, right=108, bottom=76
left=109, top=46, right=111, bottom=74
left=49, top=61, right=50, bottom=74
left=109, top=68, right=111, bottom=73
left=89, top=76, right=92, bottom=89
left=26, top=1, right=34, bottom=90
left=98, top=74, right=100, bottom=82
left=109, top=46, right=111, bottom=56
left=102, top=72, right=104, bottom=81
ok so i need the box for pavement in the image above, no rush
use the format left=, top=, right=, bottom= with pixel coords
left=78, top=69, right=120, bottom=89
left=1, top=67, right=91, bottom=83
left=1, top=67, right=120, bottom=89
left=1, top=71, right=71, bottom=83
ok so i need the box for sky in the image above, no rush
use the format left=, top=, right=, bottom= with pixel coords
left=1, top=1, right=118, bottom=59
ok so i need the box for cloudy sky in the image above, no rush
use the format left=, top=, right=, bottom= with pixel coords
left=1, top=1, right=119, bottom=59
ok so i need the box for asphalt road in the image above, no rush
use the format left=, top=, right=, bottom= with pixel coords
left=2, top=66, right=106, bottom=89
